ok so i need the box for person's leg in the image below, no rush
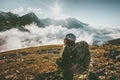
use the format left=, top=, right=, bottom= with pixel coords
left=63, top=68, right=73, bottom=80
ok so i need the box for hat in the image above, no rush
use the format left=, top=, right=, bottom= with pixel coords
left=65, top=33, right=76, bottom=42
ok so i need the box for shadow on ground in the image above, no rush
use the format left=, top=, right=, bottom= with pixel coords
left=34, top=70, right=62, bottom=80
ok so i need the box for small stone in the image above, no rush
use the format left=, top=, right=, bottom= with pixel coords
left=16, top=70, right=20, bottom=74
left=88, top=72, right=99, bottom=80
left=5, top=74, right=16, bottom=79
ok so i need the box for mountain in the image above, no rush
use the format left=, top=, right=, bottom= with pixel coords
left=0, top=11, right=89, bottom=32
left=0, top=12, right=19, bottom=31
left=105, top=38, right=120, bottom=45
left=19, top=12, right=43, bottom=27
left=1, top=11, right=119, bottom=46
left=40, top=18, right=88, bottom=29
left=0, top=12, right=44, bottom=32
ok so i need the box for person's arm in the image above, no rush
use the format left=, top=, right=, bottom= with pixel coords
left=61, top=46, right=68, bottom=62
left=62, top=46, right=76, bottom=66
left=56, top=46, right=68, bottom=67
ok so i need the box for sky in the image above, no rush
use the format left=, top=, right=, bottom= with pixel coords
left=0, top=0, right=120, bottom=28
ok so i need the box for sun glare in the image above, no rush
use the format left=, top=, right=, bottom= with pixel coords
left=51, top=0, right=68, bottom=20
left=52, top=3, right=61, bottom=16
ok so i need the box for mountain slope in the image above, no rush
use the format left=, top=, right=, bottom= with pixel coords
left=0, top=44, right=120, bottom=80
left=40, top=18, right=88, bottom=29
left=0, top=11, right=89, bottom=32
left=19, top=12, right=44, bottom=27
left=0, top=12, right=44, bottom=32
left=106, top=38, right=120, bottom=45
left=0, top=12, right=19, bottom=31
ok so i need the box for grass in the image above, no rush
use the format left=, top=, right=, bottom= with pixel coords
left=0, top=44, right=120, bottom=80
left=0, top=44, right=63, bottom=80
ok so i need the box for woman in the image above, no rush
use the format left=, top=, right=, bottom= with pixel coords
left=56, top=33, right=77, bottom=80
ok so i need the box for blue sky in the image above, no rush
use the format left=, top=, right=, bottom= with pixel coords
left=0, top=0, right=120, bottom=28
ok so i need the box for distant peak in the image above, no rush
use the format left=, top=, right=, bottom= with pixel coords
left=26, top=12, right=36, bottom=16
left=0, top=11, right=8, bottom=14
left=0, top=11, right=4, bottom=13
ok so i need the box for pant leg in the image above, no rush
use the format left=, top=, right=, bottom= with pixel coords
left=62, top=68, right=73, bottom=80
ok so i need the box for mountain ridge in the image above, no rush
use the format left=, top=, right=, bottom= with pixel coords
left=0, top=11, right=88, bottom=32
left=0, top=12, right=44, bottom=32
left=105, top=38, right=120, bottom=45
left=40, top=18, right=88, bottom=28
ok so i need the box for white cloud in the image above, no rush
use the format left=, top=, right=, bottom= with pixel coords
left=11, top=7, right=24, bottom=14
left=27, top=7, right=43, bottom=14
left=0, top=23, right=95, bottom=52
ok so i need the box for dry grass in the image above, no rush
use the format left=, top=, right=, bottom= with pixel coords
left=0, top=44, right=120, bottom=80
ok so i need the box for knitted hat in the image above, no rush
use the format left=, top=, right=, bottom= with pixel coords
left=65, top=33, right=76, bottom=42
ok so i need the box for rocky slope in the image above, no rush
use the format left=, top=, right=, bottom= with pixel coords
left=0, top=12, right=44, bottom=32
left=0, top=44, right=120, bottom=80
left=40, top=18, right=88, bottom=29
left=105, top=38, right=120, bottom=45
left=0, top=11, right=88, bottom=32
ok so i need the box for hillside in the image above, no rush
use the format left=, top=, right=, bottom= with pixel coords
left=0, top=12, right=44, bottom=32
left=0, top=11, right=88, bottom=32
left=40, top=18, right=88, bottom=29
left=106, top=38, right=120, bottom=45
left=0, top=44, right=120, bottom=80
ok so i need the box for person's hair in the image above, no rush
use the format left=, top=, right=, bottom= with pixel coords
left=64, top=38, right=75, bottom=46
left=65, top=33, right=76, bottom=42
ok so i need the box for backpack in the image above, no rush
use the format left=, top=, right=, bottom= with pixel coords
left=71, top=41, right=90, bottom=74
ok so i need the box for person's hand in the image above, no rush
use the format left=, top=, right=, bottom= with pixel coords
left=56, top=58, right=62, bottom=66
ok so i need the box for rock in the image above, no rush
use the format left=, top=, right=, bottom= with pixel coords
left=5, top=74, right=16, bottom=79
left=37, top=50, right=47, bottom=54
left=104, top=49, right=120, bottom=59
left=108, top=75, right=117, bottom=80
left=0, top=74, right=5, bottom=80
left=19, top=51, right=28, bottom=56
left=88, top=72, right=99, bottom=80
left=16, top=70, right=20, bottom=74
left=116, top=55, right=120, bottom=62
left=99, top=76, right=105, bottom=80
left=96, top=69, right=106, bottom=76
left=34, top=71, right=62, bottom=80
left=109, top=66, right=117, bottom=71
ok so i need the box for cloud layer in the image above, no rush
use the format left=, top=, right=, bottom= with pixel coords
left=0, top=24, right=94, bottom=52
left=0, top=23, right=120, bottom=52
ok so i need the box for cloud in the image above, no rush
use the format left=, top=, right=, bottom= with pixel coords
left=0, top=23, right=94, bottom=52
left=11, top=7, right=24, bottom=14
left=27, top=7, right=43, bottom=14
left=0, top=23, right=119, bottom=52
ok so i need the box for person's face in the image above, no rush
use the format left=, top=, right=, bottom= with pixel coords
left=64, top=39, right=67, bottom=45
